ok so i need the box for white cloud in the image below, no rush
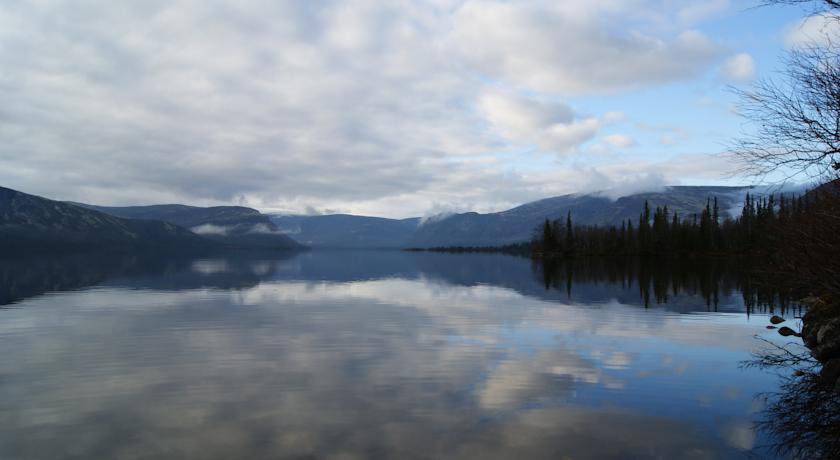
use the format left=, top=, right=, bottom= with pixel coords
left=0, top=0, right=488, bottom=214
left=603, top=111, right=626, bottom=124
left=603, top=134, right=637, bottom=149
left=247, top=223, right=281, bottom=234
left=721, top=421, right=756, bottom=451
left=0, top=0, right=738, bottom=218
left=678, top=0, right=731, bottom=25
left=515, top=152, right=737, bottom=203
left=191, top=224, right=231, bottom=236
left=784, top=12, right=840, bottom=48
left=478, top=90, right=603, bottom=154
left=450, top=1, right=722, bottom=94
left=589, top=171, right=669, bottom=200
left=719, top=53, right=755, bottom=82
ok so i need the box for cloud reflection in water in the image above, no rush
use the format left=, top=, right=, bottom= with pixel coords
left=0, top=251, right=786, bottom=458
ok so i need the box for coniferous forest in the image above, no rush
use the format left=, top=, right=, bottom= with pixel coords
left=532, top=185, right=837, bottom=258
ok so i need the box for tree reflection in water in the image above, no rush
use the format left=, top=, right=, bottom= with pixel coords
left=758, top=371, right=840, bottom=458
left=533, top=256, right=801, bottom=315
left=745, top=335, right=840, bottom=458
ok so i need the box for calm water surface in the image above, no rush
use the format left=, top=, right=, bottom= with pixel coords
left=0, top=251, right=795, bottom=459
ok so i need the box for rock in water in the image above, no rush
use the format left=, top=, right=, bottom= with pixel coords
left=770, top=315, right=785, bottom=324
left=778, top=326, right=799, bottom=337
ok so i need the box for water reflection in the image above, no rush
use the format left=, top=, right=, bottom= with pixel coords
left=537, top=256, right=800, bottom=315
left=0, top=252, right=303, bottom=306
left=0, top=251, right=791, bottom=458
left=758, top=371, right=840, bottom=458
left=744, top=334, right=840, bottom=458
left=1, top=251, right=796, bottom=314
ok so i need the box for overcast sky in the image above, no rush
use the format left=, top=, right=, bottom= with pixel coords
left=0, top=0, right=827, bottom=218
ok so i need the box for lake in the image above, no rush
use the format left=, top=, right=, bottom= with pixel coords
left=0, top=251, right=796, bottom=459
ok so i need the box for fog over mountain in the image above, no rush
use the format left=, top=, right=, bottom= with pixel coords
left=0, top=187, right=212, bottom=253
left=76, top=203, right=302, bottom=250
left=271, top=186, right=751, bottom=248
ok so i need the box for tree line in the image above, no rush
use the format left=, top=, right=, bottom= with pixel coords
left=533, top=187, right=833, bottom=257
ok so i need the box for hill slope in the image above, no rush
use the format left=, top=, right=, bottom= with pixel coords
left=407, top=186, right=750, bottom=247
left=0, top=186, right=213, bottom=252
left=78, top=203, right=303, bottom=249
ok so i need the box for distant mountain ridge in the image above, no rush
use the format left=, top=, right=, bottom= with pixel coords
left=1, top=185, right=752, bottom=252
left=271, top=186, right=751, bottom=248
left=75, top=203, right=302, bottom=250
left=0, top=186, right=213, bottom=252
left=271, top=214, right=421, bottom=248
left=407, top=186, right=750, bottom=247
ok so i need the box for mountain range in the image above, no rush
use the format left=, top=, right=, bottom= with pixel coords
left=0, top=186, right=301, bottom=252
left=2, top=185, right=755, bottom=252
left=270, top=186, right=750, bottom=248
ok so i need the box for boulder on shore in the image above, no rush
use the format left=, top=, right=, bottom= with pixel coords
left=802, top=298, right=840, bottom=363
left=801, top=297, right=840, bottom=389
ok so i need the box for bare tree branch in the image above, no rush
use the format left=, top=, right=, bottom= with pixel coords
left=732, top=44, right=840, bottom=180
left=731, top=2, right=840, bottom=181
